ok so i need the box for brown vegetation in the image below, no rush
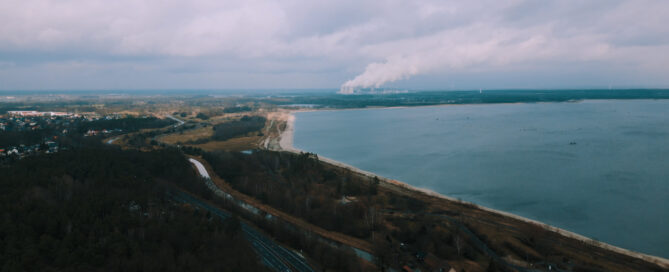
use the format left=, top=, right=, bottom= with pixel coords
left=193, top=146, right=667, bottom=272
left=190, top=136, right=261, bottom=151
left=159, top=126, right=213, bottom=144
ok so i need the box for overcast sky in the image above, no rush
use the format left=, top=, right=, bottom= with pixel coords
left=1, top=0, right=668, bottom=91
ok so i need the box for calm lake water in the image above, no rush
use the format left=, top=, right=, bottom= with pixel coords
left=293, top=100, right=669, bottom=258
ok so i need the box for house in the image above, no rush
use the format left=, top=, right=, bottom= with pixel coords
left=47, top=112, right=70, bottom=117
left=8, top=111, right=41, bottom=117
left=7, top=111, right=71, bottom=117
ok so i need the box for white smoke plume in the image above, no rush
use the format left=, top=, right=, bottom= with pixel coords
left=338, top=24, right=617, bottom=94
left=340, top=57, right=420, bottom=94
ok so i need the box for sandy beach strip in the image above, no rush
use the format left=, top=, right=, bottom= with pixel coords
left=273, top=110, right=669, bottom=269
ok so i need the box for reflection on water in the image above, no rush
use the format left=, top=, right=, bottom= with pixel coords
left=294, top=100, right=669, bottom=258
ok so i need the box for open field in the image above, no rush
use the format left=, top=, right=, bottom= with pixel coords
left=190, top=136, right=261, bottom=151
left=159, top=126, right=213, bottom=144
left=154, top=111, right=268, bottom=151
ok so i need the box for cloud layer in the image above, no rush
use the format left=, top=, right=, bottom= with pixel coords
left=0, top=0, right=668, bottom=91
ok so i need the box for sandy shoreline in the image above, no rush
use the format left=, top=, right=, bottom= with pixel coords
left=273, top=110, right=669, bottom=269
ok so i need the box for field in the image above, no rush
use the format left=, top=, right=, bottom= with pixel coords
left=159, top=126, right=213, bottom=144
left=190, top=136, right=261, bottom=151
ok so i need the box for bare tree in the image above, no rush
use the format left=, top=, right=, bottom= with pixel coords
left=454, top=234, right=463, bottom=257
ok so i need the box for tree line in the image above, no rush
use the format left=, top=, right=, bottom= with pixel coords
left=211, top=115, right=266, bottom=141
left=75, top=116, right=175, bottom=133
left=197, top=149, right=499, bottom=271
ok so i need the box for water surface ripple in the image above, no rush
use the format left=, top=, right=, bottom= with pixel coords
left=294, top=100, right=669, bottom=258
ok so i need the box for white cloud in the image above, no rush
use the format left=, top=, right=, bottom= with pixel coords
left=0, top=0, right=667, bottom=90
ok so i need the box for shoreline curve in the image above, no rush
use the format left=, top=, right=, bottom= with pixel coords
left=273, top=110, right=669, bottom=269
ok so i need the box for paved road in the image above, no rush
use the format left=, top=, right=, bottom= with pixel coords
left=185, top=159, right=314, bottom=272
left=188, top=158, right=211, bottom=179
left=166, top=114, right=185, bottom=127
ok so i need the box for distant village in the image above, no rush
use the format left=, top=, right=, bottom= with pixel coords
left=0, top=110, right=125, bottom=158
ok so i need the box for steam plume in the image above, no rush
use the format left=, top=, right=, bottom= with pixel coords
left=339, top=57, right=419, bottom=94
left=338, top=27, right=615, bottom=94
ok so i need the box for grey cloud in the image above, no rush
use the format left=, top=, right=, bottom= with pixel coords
left=0, top=0, right=667, bottom=91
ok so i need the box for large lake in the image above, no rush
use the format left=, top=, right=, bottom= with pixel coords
left=293, top=100, right=669, bottom=258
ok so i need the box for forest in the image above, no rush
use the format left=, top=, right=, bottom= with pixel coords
left=211, top=115, right=266, bottom=141
left=0, top=146, right=266, bottom=271
left=0, top=128, right=57, bottom=147
left=199, top=150, right=485, bottom=271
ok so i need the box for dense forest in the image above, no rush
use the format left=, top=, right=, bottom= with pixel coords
left=203, top=151, right=379, bottom=238
left=199, top=150, right=483, bottom=271
left=211, top=116, right=266, bottom=141
left=0, top=146, right=266, bottom=271
left=0, top=128, right=57, bottom=147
